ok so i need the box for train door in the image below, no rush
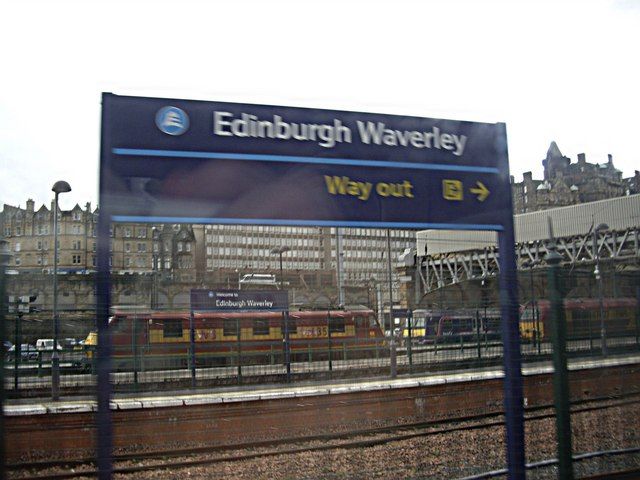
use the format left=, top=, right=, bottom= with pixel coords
left=110, top=315, right=141, bottom=370
left=520, top=303, right=541, bottom=342
left=355, top=313, right=369, bottom=341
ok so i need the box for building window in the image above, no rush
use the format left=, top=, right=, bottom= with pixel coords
left=73, top=240, right=82, bottom=250
left=4, top=227, right=10, bottom=236
left=72, top=211, right=82, bottom=221
left=125, top=243, right=131, bottom=253
left=178, top=257, right=192, bottom=269
left=72, top=255, right=82, bottom=264
left=14, top=242, right=21, bottom=252
left=137, top=243, right=146, bottom=253
left=15, top=226, right=21, bottom=236
left=15, top=256, right=21, bottom=266
left=124, top=227, right=131, bottom=237
left=138, top=227, right=147, bottom=238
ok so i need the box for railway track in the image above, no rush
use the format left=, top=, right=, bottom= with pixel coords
left=8, top=394, right=640, bottom=480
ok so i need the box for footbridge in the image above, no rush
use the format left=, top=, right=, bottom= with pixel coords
left=415, top=194, right=640, bottom=295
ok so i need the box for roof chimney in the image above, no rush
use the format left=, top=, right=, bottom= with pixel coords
left=608, top=154, right=613, bottom=164
left=577, top=153, right=586, bottom=165
left=26, top=199, right=34, bottom=212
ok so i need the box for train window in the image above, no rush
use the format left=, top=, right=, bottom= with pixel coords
left=570, top=309, right=591, bottom=337
left=110, top=317, right=130, bottom=334
left=223, top=319, right=238, bottom=337
left=285, top=316, right=297, bottom=334
left=253, top=319, right=270, bottom=336
left=329, top=316, right=345, bottom=333
left=163, top=319, right=183, bottom=338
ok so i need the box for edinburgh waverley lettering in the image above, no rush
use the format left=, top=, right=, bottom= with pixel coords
left=215, top=299, right=274, bottom=309
left=213, top=112, right=468, bottom=156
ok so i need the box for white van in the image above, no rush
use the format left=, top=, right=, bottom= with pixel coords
left=35, top=339, right=62, bottom=351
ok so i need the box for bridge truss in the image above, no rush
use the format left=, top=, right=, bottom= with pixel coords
left=417, top=226, right=640, bottom=294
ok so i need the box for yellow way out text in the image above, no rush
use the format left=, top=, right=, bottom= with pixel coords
left=324, top=175, right=414, bottom=201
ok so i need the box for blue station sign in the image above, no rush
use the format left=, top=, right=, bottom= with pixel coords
left=100, top=93, right=510, bottom=230
left=190, top=289, right=289, bottom=312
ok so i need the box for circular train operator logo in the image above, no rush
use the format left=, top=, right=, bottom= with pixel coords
left=155, top=106, right=190, bottom=136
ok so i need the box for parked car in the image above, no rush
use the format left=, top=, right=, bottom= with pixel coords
left=6, top=344, right=39, bottom=361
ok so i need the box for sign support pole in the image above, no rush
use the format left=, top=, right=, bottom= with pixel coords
left=96, top=93, right=113, bottom=479
left=496, top=123, right=525, bottom=479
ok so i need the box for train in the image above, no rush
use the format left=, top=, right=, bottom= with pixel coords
left=519, top=297, right=638, bottom=342
left=399, top=308, right=502, bottom=344
left=84, top=307, right=385, bottom=370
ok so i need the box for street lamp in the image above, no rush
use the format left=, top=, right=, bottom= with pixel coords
left=593, top=223, right=609, bottom=356
left=270, top=246, right=291, bottom=381
left=270, top=246, right=291, bottom=289
left=0, top=238, right=13, bottom=469
left=151, top=226, right=158, bottom=309
left=523, top=260, right=541, bottom=354
left=52, top=180, right=71, bottom=401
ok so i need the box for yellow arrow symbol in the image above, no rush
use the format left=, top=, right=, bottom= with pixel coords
left=470, top=181, right=490, bottom=202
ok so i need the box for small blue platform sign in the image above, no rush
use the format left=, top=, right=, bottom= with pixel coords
left=100, top=93, right=510, bottom=230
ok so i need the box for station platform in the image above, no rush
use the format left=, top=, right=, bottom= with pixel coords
left=5, top=353, right=640, bottom=416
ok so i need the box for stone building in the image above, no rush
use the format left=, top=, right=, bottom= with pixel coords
left=1, top=200, right=416, bottom=307
left=0, top=200, right=198, bottom=281
left=512, top=141, right=634, bottom=214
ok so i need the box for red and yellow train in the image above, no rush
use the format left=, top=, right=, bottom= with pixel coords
left=85, top=308, right=385, bottom=370
left=520, top=297, right=638, bottom=342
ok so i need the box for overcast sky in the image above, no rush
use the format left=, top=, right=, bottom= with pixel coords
left=1, top=0, right=638, bottom=211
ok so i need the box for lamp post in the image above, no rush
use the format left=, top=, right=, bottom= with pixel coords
left=386, top=230, right=397, bottom=378
left=0, top=238, right=13, bottom=475
left=52, top=180, right=71, bottom=401
left=271, top=246, right=291, bottom=289
left=523, top=260, right=541, bottom=354
left=593, top=223, right=609, bottom=356
left=151, top=227, right=158, bottom=309
left=270, top=246, right=291, bottom=381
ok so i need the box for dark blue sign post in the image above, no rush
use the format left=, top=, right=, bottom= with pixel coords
left=98, top=94, right=524, bottom=479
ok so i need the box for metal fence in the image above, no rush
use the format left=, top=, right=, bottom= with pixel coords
left=4, top=276, right=638, bottom=399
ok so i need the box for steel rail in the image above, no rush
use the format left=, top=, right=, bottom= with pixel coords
left=9, top=393, right=640, bottom=480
